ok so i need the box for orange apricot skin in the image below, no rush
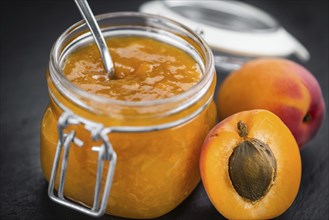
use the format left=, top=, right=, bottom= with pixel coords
left=200, top=110, right=301, bottom=219
left=217, top=58, right=325, bottom=147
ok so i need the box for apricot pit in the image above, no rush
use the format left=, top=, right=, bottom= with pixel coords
left=229, top=121, right=277, bottom=203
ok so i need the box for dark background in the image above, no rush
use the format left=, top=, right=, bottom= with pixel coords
left=0, top=0, right=328, bottom=219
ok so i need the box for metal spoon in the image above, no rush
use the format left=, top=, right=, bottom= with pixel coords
left=74, top=0, right=115, bottom=79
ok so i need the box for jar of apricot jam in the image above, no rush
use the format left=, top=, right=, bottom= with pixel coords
left=41, top=12, right=216, bottom=218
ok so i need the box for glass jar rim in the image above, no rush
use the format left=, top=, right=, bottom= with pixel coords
left=49, top=11, right=215, bottom=108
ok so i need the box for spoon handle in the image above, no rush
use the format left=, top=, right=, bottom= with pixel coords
left=75, top=0, right=115, bottom=79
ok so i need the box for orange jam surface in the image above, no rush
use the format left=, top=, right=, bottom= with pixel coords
left=63, top=36, right=202, bottom=101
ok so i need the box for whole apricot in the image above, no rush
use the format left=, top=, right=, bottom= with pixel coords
left=200, top=110, right=301, bottom=219
left=217, top=58, right=325, bottom=147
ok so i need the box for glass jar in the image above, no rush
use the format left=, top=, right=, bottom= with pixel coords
left=40, top=12, right=217, bottom=219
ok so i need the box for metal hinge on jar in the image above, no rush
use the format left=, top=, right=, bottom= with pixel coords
left=48, top=112, right=117, bottom=217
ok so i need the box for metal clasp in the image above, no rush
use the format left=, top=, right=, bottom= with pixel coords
left=48, top=112, right=117, bottom=217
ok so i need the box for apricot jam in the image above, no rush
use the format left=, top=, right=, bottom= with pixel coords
left=64, top=36, right=202, bottom=101
left=41, top=13, right=216, bottom=219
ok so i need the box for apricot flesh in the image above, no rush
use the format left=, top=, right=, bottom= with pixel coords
left=200, top=110, right=301, bottom=219
left=217, top=58, right=325, bottom=147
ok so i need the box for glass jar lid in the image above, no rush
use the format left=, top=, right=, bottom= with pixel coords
left=140, top=0, right=310, bottom=61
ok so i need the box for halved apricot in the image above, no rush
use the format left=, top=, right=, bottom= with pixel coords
left=200, top=110, right=301, bottom=219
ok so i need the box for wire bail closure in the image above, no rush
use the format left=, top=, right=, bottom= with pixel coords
left=48, top=112, right=117, bottom=217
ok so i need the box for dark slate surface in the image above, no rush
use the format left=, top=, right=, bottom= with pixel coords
left=0, top=1, right=328, bottom=219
